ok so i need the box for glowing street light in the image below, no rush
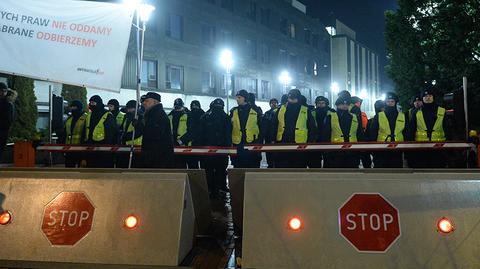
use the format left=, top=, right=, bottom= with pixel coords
left=330, top=82, right=340, bottom=94
left=219, top=49, right=234, bottom=112
left=279, top=71, right=292, bottom=94
left=359, top=88, right=368, bottom=99
left=123, top=0, right=155, bottom=169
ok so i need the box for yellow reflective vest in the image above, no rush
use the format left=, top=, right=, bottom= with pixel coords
left=65, top=113, right=87, bottom=144
left=415, top=107, right=446, bottom=142
left=231, top=107, right=260, bottom=144
left=115, top=112, right=125, bottom=128
left=85, top=112, right=110, bottom=142
left=377, top=111, right=405, bottom=142
left=330, top=112, right=358, bottom=143
left=123, top=121, right=142, bottom=146
left=169, top=113, right=191, bottom=146
left=276, top=105, right=308, bottom=143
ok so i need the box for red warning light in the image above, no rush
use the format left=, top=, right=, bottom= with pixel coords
left=124, top=215, right=139, bottom=230
left=437, top=217, right=454, bottom=234
left=0, top=211, right=12, bottom=225
left=288, top=216, right=303, bottom=231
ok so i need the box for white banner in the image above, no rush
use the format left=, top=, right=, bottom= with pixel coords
left=0, top=0, right=134, bottom=92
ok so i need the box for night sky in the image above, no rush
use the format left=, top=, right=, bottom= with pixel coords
left=303, top=0, right=398, bottom=91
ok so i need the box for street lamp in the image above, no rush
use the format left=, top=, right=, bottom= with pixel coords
left=330, top=82, right=339, bottom=103
left=219, top=49, right=234, bottom=112
left=279, top=71, right=292, bottom=94
left=124, top=0, right=155, bottom=169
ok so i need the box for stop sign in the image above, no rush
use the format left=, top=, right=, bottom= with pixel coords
left=339, top=193, right=400, bottom=252
left=41, top=192, right=95, bottom=246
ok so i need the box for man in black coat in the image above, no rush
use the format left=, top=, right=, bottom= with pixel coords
left=141, top=92, right=174, bottom=168
left=308, top=96, right=335, bottom=168
left=0, top=82, right=16, bottom=162
left=187, top=100, right=205, bottom=169
left=84, top=95, right=117, bottom=168
left=199, top=99, right=232, bottom=198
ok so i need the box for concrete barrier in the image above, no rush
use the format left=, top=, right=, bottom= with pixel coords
left=241, top=171, right=480, bottom=269
left=0, top=168, right=212, bottom=235
left=0, top=171, right=195, bottom=268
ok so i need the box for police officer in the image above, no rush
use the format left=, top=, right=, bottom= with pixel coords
left=408, top=94, right=423, bottom=122
left=169, top=98, right=193, bottom=168
left=321, top=95, right=364, bottom=168
left=273, top=89, right=316, bottom=168
left=141, top=92, right=174, bottom=168
left=107, top=99, right=125, bottom=129
left=187, top=100, right=205, bottom=169
left=368, top=92, right=407, bottom=168
left=84, top=95, right=117, bottom=168
left=230, top=89, right=262, bottom=168
left=199, top=99, right=232, bottom=198
left=409, top=88, right=450, bottom=168
left=62, top=100, right=87, bottom=167
left=117, top=100, right=144, bottom=168
left=262, top=98, right=279, bottom=168
left=309, top=96, right=335, bottom=168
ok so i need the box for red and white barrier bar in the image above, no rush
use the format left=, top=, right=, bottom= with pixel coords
left=244, top=142, right=473, bottom=152
left=36, top=144, right=237, bottom=155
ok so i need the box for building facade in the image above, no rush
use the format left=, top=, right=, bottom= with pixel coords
left=89, top=0, right=331, bottom=111
left=329, top=20, right=380, bottom=115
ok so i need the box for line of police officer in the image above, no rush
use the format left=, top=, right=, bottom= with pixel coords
left=61, top=85, right=450, bottom=197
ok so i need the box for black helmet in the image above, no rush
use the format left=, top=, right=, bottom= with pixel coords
left=288, top=89, right=302, bottom=100
left=315, top=96, right=329, bottom=106
left=335, top=96, right=351, bottom=106
left=236, top=89, right=249, bottom=99
left=280, top=94, right=288, bottom=105
left=338, top=90, right=351, bottom=100
left=410, top=94, right=422, bottom=104
left=190, top=100, right=201, bottom=109
left=374, top=100, right=385, bottom=113
left=351, top=96, right=363, bottom=104
left=126, top=100, right=137, bottom=109
left=212, top=98, right=224, bottom=107
left=385, top=92, right=399, bottom=102
left=107, top=99, right=120, bottom=108
left=174, top=98, right=184, bottom=107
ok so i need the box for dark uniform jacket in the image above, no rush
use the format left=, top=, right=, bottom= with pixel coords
left=142, top=103, right=174, bottom=168
left=199, top=107, right=232, bottom=147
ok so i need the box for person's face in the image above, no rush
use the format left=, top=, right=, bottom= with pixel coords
left=337, top=104, right=349, bottom=111
left=316, top=101, right=326, bottom=108
left=270, top=101, right=278, bottom=109
left=89, top=101, right=97, bottom=107
left=386, top=99, right=396, bottom=107
left=108, top=104, right=115, bottom=111
left=127, top=107, right=135, bottom=113
left=236, top=95, right=246, bottom=105
left=423, top=94, right=434, bottom=104
left=355, top=102, right=362, bottom=108
left=142, top=98, right=158, bottom=110
left=69, top=106, right=78, bottom=113
left=414, top=100, right=423, bottom=109
left=0, top=89, right=7, bottom=98
left=288, top=97, right=298, bottom=104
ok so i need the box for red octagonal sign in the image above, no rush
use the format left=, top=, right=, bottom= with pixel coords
left=41, top=192, right=95, bottom=246
left=339, top=193, right=400, bottom=252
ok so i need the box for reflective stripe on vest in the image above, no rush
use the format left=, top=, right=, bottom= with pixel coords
left=330, top=112, right=358, bottom=143
left=276, top=105, right=308, bottom=143
left=115, top=112, right=125, bottom=128
left=85, top=112, right=110, bottom=142
left=65, top=113, right=87, bottom=144
left=169, top=113, right=191, bottom=146
left=124, top=121, right=143, bottom=146
left=415, top=107, right=446, bottom=142
left=377, top=111, right=405, bottom=142
left=231, top=108, right=259, bottom=144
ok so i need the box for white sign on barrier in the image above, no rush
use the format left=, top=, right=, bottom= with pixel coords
left=0, top=0, right=133, bottom=91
